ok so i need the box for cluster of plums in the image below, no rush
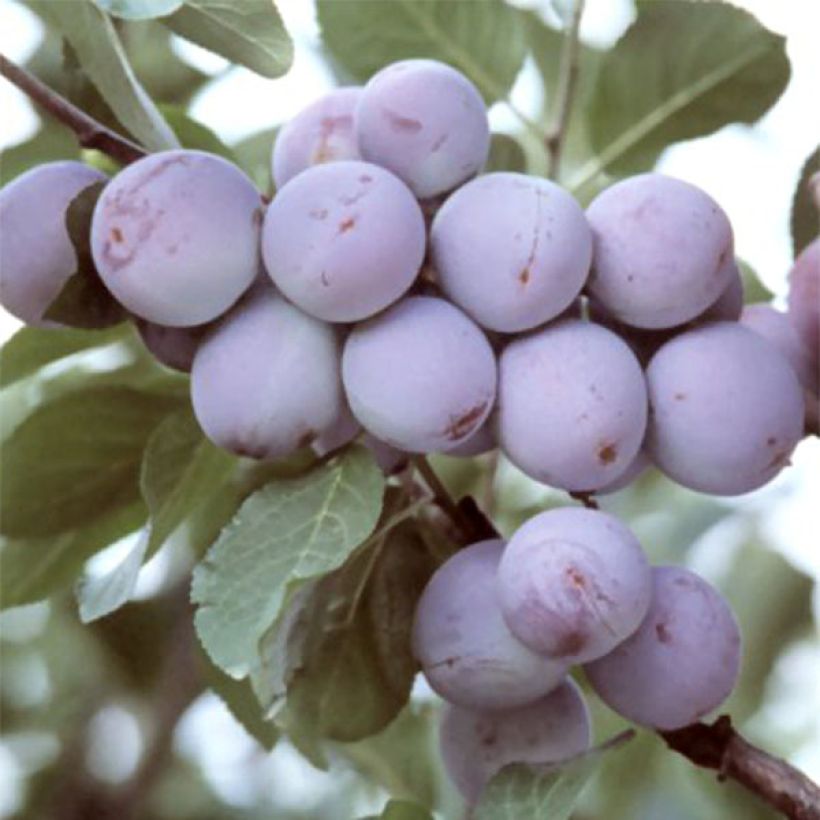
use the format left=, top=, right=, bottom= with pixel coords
left=1, top=56, right=817, bottom=806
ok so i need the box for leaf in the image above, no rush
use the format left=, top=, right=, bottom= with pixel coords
left=159, top=105, right=237, bottom=161
left=365, top=800, right=432, bottom=820
left=28, top=0, right=179, bottom=152
left=76, top=526, right=149, bottom=622
left=737, top=258, right=773, bottom=304
left=790, top=145, right=819, bottom=257
left=584, top=0, right=790, bottom=182
left=474, top=731, right=634, bottom=819
left=1, top=500, right=146, bottom=609
left=0, top=324, right=131, bottom=388
left=0, top=386, right=183, bottom=537
left=162, top=0, right=293, bottom=79
left=191, top=445, right=385, bottom=676
left=140, top=409, right=236, bottom=557
left=0, top=125, right=78, bottom=186
left=43, top=182, right=128, bottom=329
left=317, top=0, right=527, bottom=103
left=203, top=654, right=279, bottom=750
left=282, top=519, right=437, bottom=745
left=233, top=127, right=278, bottom=194
left=340, top=703, right=441, bottom=811
left=486, top=134, right=527, bottom=174
left=96, top=0, right=183, bottom=20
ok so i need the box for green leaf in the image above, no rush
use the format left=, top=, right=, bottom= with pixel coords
left=486, top=134, right=527, bottom=174
left=29, top=0, right=179, bottom=152
left=43, top=182, right=128, bottom=329
left=317, top=0, right=527, bottom=103
left=1, top=500, right=146, bottom=609
left=192, top=444, right=385, bottom=676
left=582, top=0, right=790, bottom=184
left=0, top=125, right=78, bottom=186
left=0, top=386, right=183, bottom=537
left=340, top=703, right=441, bottom=811
left=162, top=0, right=293, bottom=79
left=0, top=324, right=131, bottom=388
left=790, top=146, right=819, bottom=257
left=140, top=409, right=236, bottom=557
left=474, top=732, right=634, bottom=819
left=365, top=800, right=432, bottom=820
left=159, top=105, right=237, bottom=161
left=737, top=258, right=773, bottom=304
left=282, top=519, right=436, bottom=745
left=96, top=0, right=183, bottom=20
left=232, top=127, right=278, bottom=195
left=203, top=654, right=279, bottom=750
left=76, top=527, right=149, bottom=622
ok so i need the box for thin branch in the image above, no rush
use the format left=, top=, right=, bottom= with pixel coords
left=545, top=0, right=587, bottom=180
left=661, top=716, right=820, bottom=820
left=0, top=52, right=146, bottom=166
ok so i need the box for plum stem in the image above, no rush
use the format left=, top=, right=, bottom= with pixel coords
left=545, top=0, right=587, bottom=181
left=0, top=52, right=147, bottom=166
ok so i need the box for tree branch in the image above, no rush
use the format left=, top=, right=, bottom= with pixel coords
left=0, top=52, right=146, bottom=166
left=545, top=0, right=587, bottom=180
left=661, top=716, right=820, bottom=820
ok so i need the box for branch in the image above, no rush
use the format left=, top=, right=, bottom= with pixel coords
left=545, top=0, right=587, bottom=180
left=0, top=52, right=146, bottom=166
left=661, top=716, right=820, bottom=820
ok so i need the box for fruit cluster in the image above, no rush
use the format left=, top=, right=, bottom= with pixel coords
left=1, top=56, right=817, bottom=805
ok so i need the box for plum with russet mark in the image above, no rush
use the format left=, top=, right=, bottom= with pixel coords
left=90, top=150, right=261, bottom=327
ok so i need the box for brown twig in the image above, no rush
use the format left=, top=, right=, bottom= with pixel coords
left=661, top=716, right=820, bottom=819
left=545, top=0, right=587, bottom=180
left=0, top=52, right=146, bottom=166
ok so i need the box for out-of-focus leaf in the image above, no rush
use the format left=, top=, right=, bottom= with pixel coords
left=790, top=146, right=819, bottom=257
left=159, top=105, right=236, bottom=160
left=737, top=258, right=773, bottom=304
left=191, top=445, right=385, bottom=676
left=43, top=182, right=128, bottom=329
left=0, top=386, right=183, bottom=537
left=0, top=324, right=132, bottom=388
left=584, top=0, right=790, bottom=182
left=162, top=0, right=293, bottom=79
left=140, top=408, right=236, bottom=556
left=317, top=0, right=527, bottom=103
left=203, top=654, right=279, bottom=750
left=486, top=134, right=527, bottom=174
left=340, top=703, right=441, bottom=811
left=95, top=0, right=182, bottom=20
left=0, top=126, right=79, bottom=186
left=282, top=520, right=436, bottom=746
left=0, top=500, right=146, bottom=609
left=363, top=800, right=433, bottom=820
left=29, top=0, right=179, bottom=152
left=475, top=732, right=633, bottom=819
left=232, top=127, right=277, bottom=194
left=76, top=527, right=149, bottom=622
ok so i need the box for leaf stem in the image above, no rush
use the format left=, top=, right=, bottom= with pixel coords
left=545, top=0, right=586, bottom=180
left=413, top=455, right=475, bottom=543
left=0, top=52, right=147, bottom=166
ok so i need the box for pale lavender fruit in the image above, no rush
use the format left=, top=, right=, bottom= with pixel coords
left=586, top=174, right=734, bottom=329
left=262, top=161, right=425, bottom=322
left=446, top=418, right=496, bottom=457
left=787, top=238, right=819, bottom=377
left=272, top=87, right=362, bottom=188
left=498, top=507, right=651, bottom=664
left=191, top=290, right=342, bottom=459
left=497, top=319, right=647, bottom=490
left=585, top=565, right=741, bottom=730
left=430, top=173, right=591, bottom=332
left=0, top=161, right=106, bottom=325
left=312, top=401, right=361, bottom=457
left=355, top=59, right=490, bottom=198
left=91, top=150, right=261, bottom=327
left=700, top=258, right=744, bottom=322
left=362, top=434, right=408, bottom=475
left=646, top=322, right=804, bottom=495
left=740, top=304, right=817, bottom=395
left=596, top=449, right=650, bottom=495
left=136, top=320, right=208, bottom=373
left=412, top=539, right=567, bottom=711
left=343, top=296, right=497, bottom=453
left=439, top=678, right=592, bottom=804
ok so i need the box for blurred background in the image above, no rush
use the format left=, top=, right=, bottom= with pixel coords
left=0, top=0, right=818, bottom=818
